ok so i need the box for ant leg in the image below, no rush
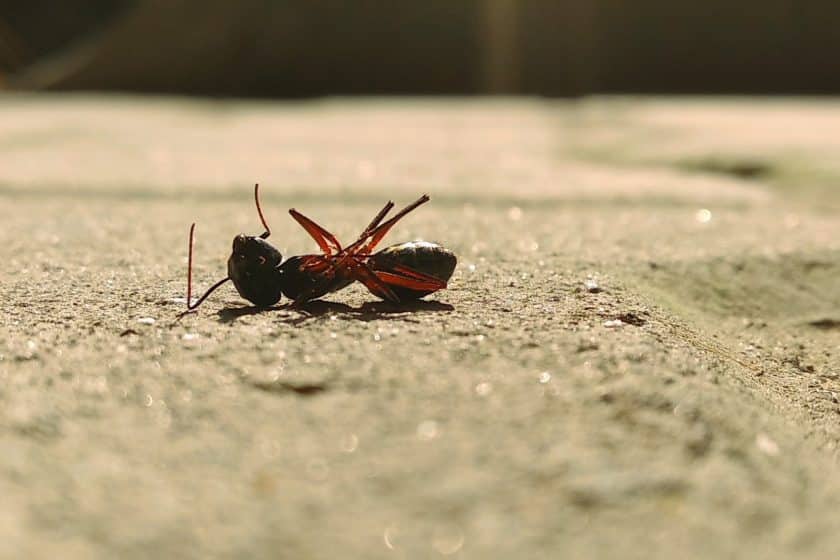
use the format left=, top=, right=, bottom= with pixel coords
left=349, top=258, right=400, bottom=303
left=374, top=265, right=446, bottom=292
left=254, top=183, right=271, bottom=239
left=288, top=209, right=342, bottom=255
left=358, top=200, right=394, bottom=240
left=364, top=194, right=429, bottom=252
left=314, top=195, right=430, bottom=280
left=295, top=195, right=428, bottom=285
left=297, top=200, right=394, bottom=277
left=350, top=194, right=430, bottom=256
left=290, top=292, right=315, bottom=308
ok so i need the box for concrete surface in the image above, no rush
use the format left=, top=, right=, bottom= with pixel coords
left=2, top=95, right=840, bottom=559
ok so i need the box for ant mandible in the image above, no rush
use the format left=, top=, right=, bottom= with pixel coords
left=181, top=184, right=457, bottom=313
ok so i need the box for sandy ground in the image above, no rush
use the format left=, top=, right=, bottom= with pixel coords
left=2, top=95, right=840, bottom=559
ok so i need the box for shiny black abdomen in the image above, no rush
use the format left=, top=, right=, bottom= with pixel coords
left=368, top=241, right=457, bottom=300
left=278, top=255, right=353, bottom=303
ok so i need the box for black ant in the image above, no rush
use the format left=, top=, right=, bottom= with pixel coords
left=181, top=184, right=457, bottom=313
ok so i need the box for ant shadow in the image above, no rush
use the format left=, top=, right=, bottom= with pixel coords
left=218, top=299, right=454, bottom=325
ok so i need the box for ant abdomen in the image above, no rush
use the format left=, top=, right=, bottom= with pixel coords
left=369, top=241, right=457, bottom=300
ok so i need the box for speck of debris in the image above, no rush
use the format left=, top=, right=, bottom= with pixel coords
left=808, top=318, right=840, bottom=331
left=784, top=355, right=815, bottom=374
left=584, top=278, right=602, bottom=293
left=576, top=340, right=599, bottom=353
left=755, top=433, right=780, bottom=456
left=119, top=329, right=139, bottom=337
left=252, top=381, right=329, bottom=396
left=616, top=313, right=647, bottom=327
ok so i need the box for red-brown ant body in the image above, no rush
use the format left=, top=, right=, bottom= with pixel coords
left=182, top=185, right=456, bottom=312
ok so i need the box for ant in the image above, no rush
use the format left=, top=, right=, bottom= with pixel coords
left=180, top=184, right=457, bottom=313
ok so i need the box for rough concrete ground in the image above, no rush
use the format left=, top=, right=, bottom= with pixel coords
left=2, top=95, right=840, bottom=559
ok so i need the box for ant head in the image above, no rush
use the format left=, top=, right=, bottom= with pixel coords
left=225, top=183, right=286, bottom=307
left=227, top=234, right=284, bottom=307
left=181, top=184, right=287, bottom=313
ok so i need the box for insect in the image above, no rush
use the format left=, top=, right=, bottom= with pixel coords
left=181, top=184, right=457, bottom=313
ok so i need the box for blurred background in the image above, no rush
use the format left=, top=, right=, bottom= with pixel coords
left=1, top=0, right=839, bottom=97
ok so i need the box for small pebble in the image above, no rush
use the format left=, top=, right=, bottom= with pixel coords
left=695, top=208, right=712, bottom=223
left=756, top=433, right=780, bottom=456
left=584, top=278, right=602, bottom=293
left=137, top=317, right=156, bottom=325
left=417, top=420, right=439, bottom=441
left=475, top=382, right=493, bottom=396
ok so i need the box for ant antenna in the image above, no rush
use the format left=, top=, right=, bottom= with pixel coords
left=181, top=222, right=230, bottom=315
left=254, top=183, right=271, bottom=239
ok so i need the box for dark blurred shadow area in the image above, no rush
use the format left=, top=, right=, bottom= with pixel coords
left=1, top=0, right=839, bottom=97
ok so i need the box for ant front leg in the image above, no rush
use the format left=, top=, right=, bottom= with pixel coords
left=288, top=209, right=342, bottom=256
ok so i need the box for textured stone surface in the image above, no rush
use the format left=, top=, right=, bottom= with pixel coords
left=2, top=95, right=840, bottom=559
